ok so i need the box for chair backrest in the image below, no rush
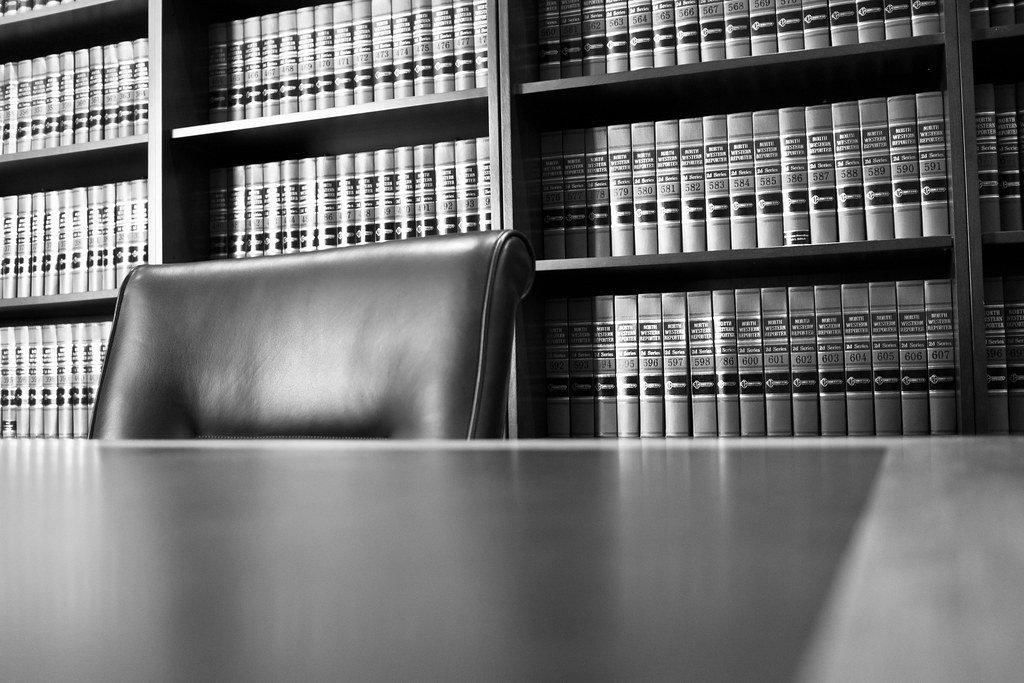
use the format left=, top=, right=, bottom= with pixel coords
left=90, top=231, right=535, bottom=439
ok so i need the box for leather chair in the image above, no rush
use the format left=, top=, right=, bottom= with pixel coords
left=90, top=231, right=535, bottom=439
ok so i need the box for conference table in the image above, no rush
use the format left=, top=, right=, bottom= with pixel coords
left=1, top=438, right=1022, bottom=682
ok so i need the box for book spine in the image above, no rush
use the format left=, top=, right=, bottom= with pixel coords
left=760, top=286, right=792, bottom=435
left=703, top=114, right=730, bottom=251
left=655, top=119, right=682, bottom=253
left=41, top=324, right=56, bottom=438
left=338, top=153, right=357, bottom=246
left=814, top=284, right=846, bottom=435
left=396, top=145, right=417, bottom=238
left=436, top=139, right=458, bottom=236
left=614, top=294, right=640, bottom=437
left=432, top=0, right=456, bottom=93
left=859, top=97, right=896, bottom=240
left=712, top=289, right=739, bottom=436
left=356, top=150, right=378, bottom=244
left=42, top=191, right=57, bottom=296
left=477, top=137, right=491, bottom=231
left=315, top=5, right=338, bottom=109
left=56, top=189, right=71, bottom=292
left=538, top=0, right=561, bottom=79
left=209, top=23, right=229, bottom=122
left=68, top=187, right=86, bottom=292
left=562, top=128, right=588, bottom=256
left=394, top=0, right=416, bottom=96
left=984, top=277, right=1010, bottom=432
left=453, top=0, right=476, bottom=89
left=675, top=0, right=701, bottom=65
left=30, top=55, right=46, bottom=150
left=27, top=325, right=40, bottom=437
left=455, top=137, right=480, bottom=233
left=828, top=0, right=858, bottom=45
left=888, top=94, right=923, bottom=238
left=13, top=194, right=27, bottom=296
left=805, top=103, right=839, bottom=244
left=995, top=84, right=1023, bottom=232
left=727, top=111, right=757, bottom=250
left=832, top=99, right=866, bottom=242
left=56, top=324, right=72, bottom=438
left=698, top=0, right=725, bottom=61
left=841, top=282, right=874, bottom=435
left=353, top=0, right=375, bottom=103
left=661, top=291, right=691, bottom=436
left=775, top=0, right=804, bottom=52
left=584, top=126, right=612, bottom=256
left=779, top=106, right=810, bottom=245
left=16, top=59, right=32, bottom=151
left=897, top=280, right=929, bottom=435
left=593, top=295, right=619, bottom=436
left=801, top=0, right=829, bottom=49
left=687, top=290, right=717, bottom=436
left=97, top=184, right=114, bottom=289
left=334, top=0, right=355, bottom=106
left=883, top=0, right=911, bottom=38
left=45, top=52, right=62, bottom=146
left=0, top=328, right=8, bottom=436
left=606, top=0, right=630, bottom=72
left=112, top=182, right=128, bottom=284
left=870, top=281, right=902, bottom=434
left=13, top=327, right=26, bottom=436
left=911, top=0, right=941, bottom=35
left=559, top=0, right=585, bottom=76
left=568, top=296, right=597, bottom=437
left=281, top=160, right=301, bottom=254
left=679, top=117, right=707, bottom=252
left=279, top=11, right=301, bottom=114
left=627, top=0, right=653, bottom=70
left=242, top=17, right=263, bottom=119
left=609, top=123, right=635, bottom=256
left=541, top=130, right=566, bottom=258
left=582, top=0, right=608, bottom=75
left=27, top=192, right=42, bottom=296
left=414, top=143, right=438, bottom=237
left=117, top=41, right=135, bottom=138
left=1, top=196, right=13, bottom=298
left=545, top=297, right=571, bottom=437
left=752, top=109, right=784, bottom=247
left=1005, top=276, right=1024, bottom=433
left=638, top=292, right=665, bottom=437
left=375, top=147, right=398, bottom=241
left=316, top=156, right=339, bottom=249
left=735, top=287, right=766, bottom=436
left=652, top=0, right=677, bottom=67
left=990, top=0, right=1014, bottom=25
left=916, top=91, right=950, bottom=237
left=297, top=7, right=320, bottom=111
left=244, top=163, right=266, bottom=256
left=970, top=0, right=990, bottom=30
left=412, top=0, right=436, bottom=93
left=724, top=0, right=751, bottom=58
left=631, top=120, right=658, bottom=254
left=226, top=20, right=246, bottom=121
left=749, top=0, right=777, bottom=55
left=924, top=278, right=957, bottom=434
left=789, top=285, right=819, bottom=436
left=472, top=0, right=487, bottom=87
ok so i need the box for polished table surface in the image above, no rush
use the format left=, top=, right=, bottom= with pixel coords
left=0, top=438, right=1022, bottom=682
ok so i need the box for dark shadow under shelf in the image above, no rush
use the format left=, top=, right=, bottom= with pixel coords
left=0, top=0, right=147, bottom=61
left=981, top=231, right=1024, bottom=276
left=0, top=137, right=148, bottom=194
left=0, top=291, right=118, bottom=323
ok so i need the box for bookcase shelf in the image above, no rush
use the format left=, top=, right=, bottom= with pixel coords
left=0, top=291, right=118, bottom=323
left=0, top=138, right=148, bottom=194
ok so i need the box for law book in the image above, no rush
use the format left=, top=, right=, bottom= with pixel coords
left=13, top=194, right=28, bottom=296
left=727, top=111, right=757, bottom=249
left=453, top=0, right=476, bottom=88
left=436, top=140, right=458, bottom=236
left=27, top=325, right=40, bottom=437
left=921, top=278, right=957, bottom=434
left=280, top=159, right=302, bottom=253
left=92, top=184, right=115, bottom=289
left=711, top=289, right=739, bottom=436
left=45, top=51, right=63, bottom=146
left=477, top=136, right=492, bottom=231
left=749, top=0, right=777, bottom=55
left=334, top=0, right=356, bottom=105
left=111, top=183, right=127, bottom=282
left=788, top=286, right=819, bottom=436
left=395, top=145, right=417, bottom=238
left=353, top=0, right=375, bottom=104
left=411, top=0, right=435, bottom=93
left=975, top=84, right=1000, bottom=233
left=244, top=163, right=266, bottom=256
left=30, top=55, right=47, bottom=149
left=225, top=21, right=245, bottom=121
left=859, top=97, right=895, bottom=240
left=209, top=168, right=230, bottom=259
left=42, top=191, right=58, bottom=295
left=356, top=150, right=378, bottom=244
left=540, top=130, right=566, bottom=258
left=687, top=290, right=717, bottom=436
left=227, top=165, right=245, bottom=257
left=538, top=0, right=561, bottom=79
left=888, top=94, right=923, bottom=238
left=584, top=126, right=612, bottom=256
left=995, top=84, right=1023, bottom=232
left=375, top=147, right=398, bottom=241
left=911, top=0, right=941, bottom=35
left=609, top=123, right=635, bottom=256
left=56, top=324, right=72, bottom=438
left=393, top=0, right=416, bottom=96
left=1004, top=276, right=1024, bottom=433
left=13, top=326, right=26, bottom=436
left=208, top=23, right=230, bottom=123
left=67, top=187, right=87, bottom=292
left=614, top=294, right=640, bottom=437
left=55, top=189, right=70, bottom=291
left=278, top=10, right=301, bottom=114
left=315, top=156, right=339, bottom=249
left=562, top=128, right=588, bottom=257
left=832, top=99, right=866, bottom=242
left=638, top=292, right=665, bottom=437
left=627, top=0, right=653, bottom=70
left=883, top=0, right=911, bottom=38
left=734, top=288, right=766, bottom=436
left=869, top=281, right=902, bottom=434
left=723, top=0, right=751, bottom=58
left=40, top=324, right=56, bottom=438
left=679, top=117, right=708, bottom=252
left=916, top=91, right=950, bottom=237
left=432, top=0, right=457, bottom=92
left=698, top=0, right=726, bottom=61
left=455, top=137, right=480, bottom=233
left=703, top=114, right=730, bottom=251
left=760, top=286, right=792, bottom=435
left=654, top=119, right=682, bottom=253
left=801, top=0, right=829, bottom=49
left=990, top=0, right=1014, bottom=24
left=652, top=0, right=676, bottom=67
left=337, top=153, right=357, bottom=246
left=984, top=277, right=1010, bottom=433
left=315, top=5, right=337, bottom=109
left=1, top=195, right=13, bottom=298
left=581, top=0, right=608, bottom=75
left=840, top=282, right=874, bottom=434
left=661, top=291, right=691, bottom=437
left=0, top=328, right=9, bottom=437
left=568, top=296, right=597, bottom=437
left=970, top=0, right=990, bottom=29
left=828, top=0, right=857, bottom=45
left=631, top=121, right=658, bottom=254
left=751, top=109, right=783, bottom=247
left=545, top=297, right=571, bottom=437
left=675, top=0, right=700, bottom=64
left=897, top=280, right=929, bottom=434
left=413, top=143, right=438, bottom=238
left=605, top=0, right=630, bottom=72
left=779, top=106, right=810, bottom=245
left=593, top=295, right=619, bottom=436
left=240, top=17, right=263, bottom=120
left=297, top=7, right=320, bottom=111
left=805, top=104, right=838, bottom=244
left=472, top=0, right=487, bottom=87
left=69, top=323, right=85, bottom=438
left=813, top=284, right=846, bottom=435
left=27, top=192, right=42, bottom=296
left=15, top=58, right=32, bottom=151
left=775, top=0, right=803, bottom=52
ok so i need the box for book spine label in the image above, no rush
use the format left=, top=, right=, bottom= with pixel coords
left=541, top=131, right=566, bottom=258
left=614, top=294, right=640, bottom=437
left=736, top=288, right=766, bottom=436
left=789, top=286, right=820, bottom=435
left=679, top=117, right=707, bottom=252
left=832, top=100, right=866, bottom=242
left=870, top=281, right=902, bottom=434
left=815, top=284, right=847, bottom=435
left=560, top=0, right=584, bottom=77
left=593, top=295, right=619, bottom=436
left=609, top=123, right=635, bottom=256
left=582, top=0, right=608, bottom=75
left=655, top=120, right=682, bottom=253
left=779, top=106, right=810, bottom=245
left=687, top=290, right=717, bottom=436
left=753, top=109, right=784, bottom=247
left=724, top=0, right=751, bottom=59
left=897, top=280, right=929, bottom=435
left=924, top=279, right=957, bottom=434
left=662, top=291, right=691, bottom=436
left=888, top=94, right=923, bottom=238
left=775, top=0, right=804, bottom=52
left=545, top=298, right=571, bottom=437
left=1005, top=277, right=1024, bottom=433
left=859, top=97, right=895, bottom=240
left=676, top=0, right=701, bottom=64
left=698, top=0, right=726, bottom=61
left=841, top=283, right=875, bottom=435
left=727, top=112, right=757, bottom=250
left=584, top=126, right=612, bottom=256
left=712, top=289, right=739, bottom=436
left=564, top=129, right=590, bottom=255
left=761, top=286, right=792, bottom=435
left=631, top=121, right=659, bottom=255
left=638, top=292, right=665, bottom=437
left=749, top=0, right=777, bottom=55
left=703, top=114, right=730, bottom=251
left=805, top=104, right=839, bottom=244
left=568, top=297, right=597, bottom=437
left=916, top=91, right=949, bottom=237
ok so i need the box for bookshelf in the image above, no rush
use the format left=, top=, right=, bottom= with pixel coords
left=2, top=0, right=1021, bottom=437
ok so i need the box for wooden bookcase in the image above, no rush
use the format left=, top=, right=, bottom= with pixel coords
left=0, top=0, right=1016, bottom=436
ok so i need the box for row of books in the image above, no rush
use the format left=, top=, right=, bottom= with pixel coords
left=545, top=279, right=957, bottom=438
left=210, top=138, right=491, bottom=258
left=0, top=40, right=149, bottom=156
left=0, top=180, right=149, bottom=299
left=975, top=82, right=1024, bottom=233
left=0, top=0, right=72, bottom=15
left=538, top=0, right=942, bottom=80
left=984, top=276, right=1024, bottom=434
left=210, top=0, right=487, bottom=122
left=542, top=91, right=948, bottom=259
left=970, top=0, right=1024, bottom=28
left=0, top=322, right=110, bottom=439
